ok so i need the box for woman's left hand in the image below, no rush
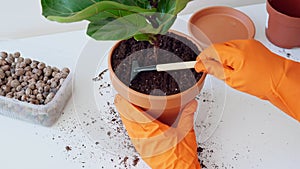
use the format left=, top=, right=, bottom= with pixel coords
left=114, top=94, right=201, bottom=169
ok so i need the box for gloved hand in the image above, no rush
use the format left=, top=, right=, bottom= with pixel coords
left=114, top=94, right=201, bottom=169
left=195, top=39, right=300, bottom=121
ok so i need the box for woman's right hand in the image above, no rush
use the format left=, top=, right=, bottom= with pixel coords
left=195, top=39, right=300, bottom=121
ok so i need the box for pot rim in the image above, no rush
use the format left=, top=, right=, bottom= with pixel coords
left=267, top=0, right=300, bottom=21
left=108, top=29, right=207, bottom=101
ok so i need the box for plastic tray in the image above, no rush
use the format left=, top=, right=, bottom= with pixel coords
left=0, top=72, right=72, bottom=126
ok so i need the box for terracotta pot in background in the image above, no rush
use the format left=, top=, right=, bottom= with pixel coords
left=108, top=31, right=206, bottom=126
left=266, top=0, right=300, bottom=49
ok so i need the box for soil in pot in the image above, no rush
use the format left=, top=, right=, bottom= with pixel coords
left=111, top=32, right=203, bottom=96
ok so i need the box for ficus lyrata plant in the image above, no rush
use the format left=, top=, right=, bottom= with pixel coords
left=41, top=0, right=192, bottom=42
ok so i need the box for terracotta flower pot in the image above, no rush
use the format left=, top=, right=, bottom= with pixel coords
left=108, top=30, right=206, bottom=126
left=266, top=0, right=300, bottom=48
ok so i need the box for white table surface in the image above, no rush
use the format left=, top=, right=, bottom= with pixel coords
left=0, top=3, right=299, bottom=169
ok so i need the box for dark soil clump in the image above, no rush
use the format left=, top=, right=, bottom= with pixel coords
left=111, top=32, right=203, bottom=96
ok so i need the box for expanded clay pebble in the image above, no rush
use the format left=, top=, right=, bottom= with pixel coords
left=10, top=79, right=20, bottom=88
left=13, top=52, right=21, bottom=58
left=0, top=51, right=70, bottom=105
left=0, top=70, right=5, bottom=79
left=0, top=51, right=8, bottom=58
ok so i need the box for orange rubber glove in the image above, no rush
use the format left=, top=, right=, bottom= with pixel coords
left=114, top=94, right=201, bottom=169
left=195, top=39, right=300, bottom=121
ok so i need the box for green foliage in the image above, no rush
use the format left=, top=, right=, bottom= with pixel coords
left=41, top=0, right=191, bottom=41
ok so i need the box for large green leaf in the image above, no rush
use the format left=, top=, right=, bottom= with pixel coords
left=41, top=0, right=152, bottom=17
left=87, top=13, right=156, bottom=40
left=86, top=10, right=134, bottom=22
left=41, top=0, right=99, bottom=17
left=157, top=0, right=191, bottom=14
left=44, top=1, right=155, bottom=23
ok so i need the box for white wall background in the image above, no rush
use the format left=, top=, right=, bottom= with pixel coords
left=0, top=0, right=265, bottom=39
